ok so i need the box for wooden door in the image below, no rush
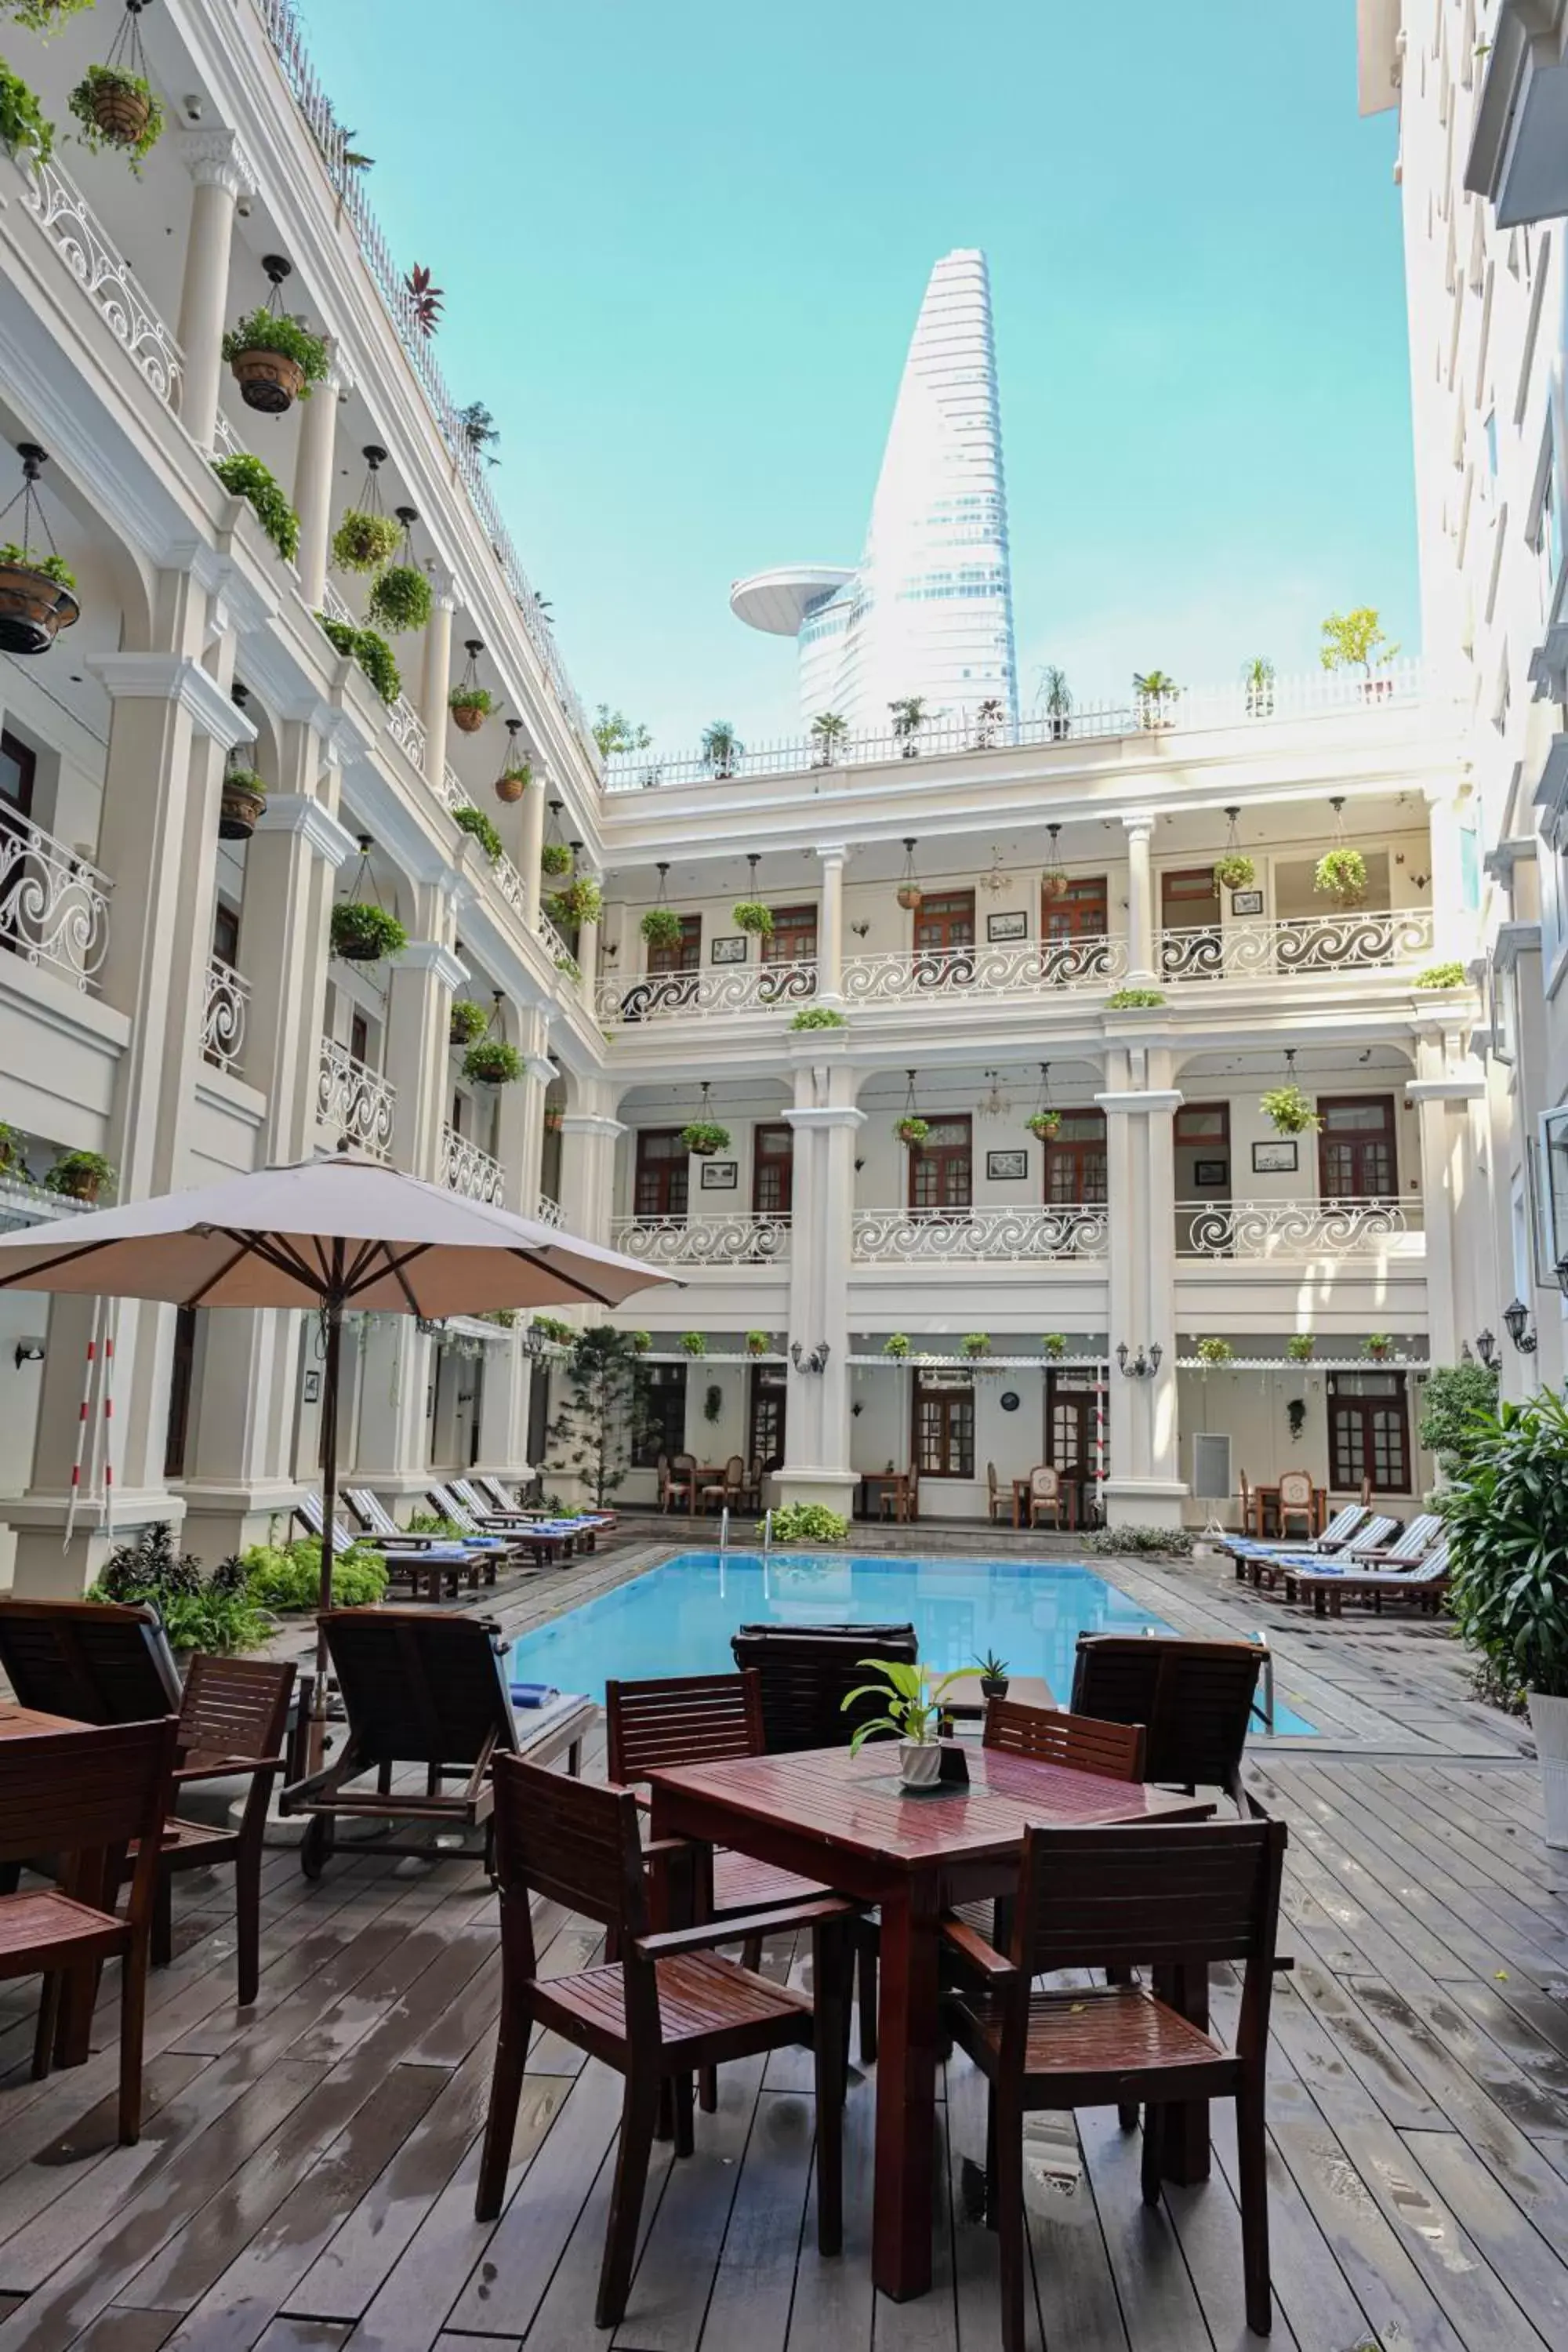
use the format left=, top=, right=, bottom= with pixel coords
left=1160, top=867, right=1221, bottom=976
left=909, top=1115, right=972, bottom=1210
left=913, top=889, right=975, bottom=988
left=1317, top=1094, right=1396, bottom=1201
left=1041, top=875, right=1108, bottom=940
left=634, top=1129, right=689, bottom=1218
left=752, top=1123, right=794, bottom=1216
left=1043, top=1109, right=1107, bottom=1204
left=748, top=1366, right=786, bottom=1472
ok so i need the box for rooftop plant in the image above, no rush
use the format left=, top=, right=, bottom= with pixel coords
left=452, top=803, right=503, bottom=862
left=68, top=64, right=164, bottom=169
left=222, top=306, right=327, bottom=391
left=1414, top=961, right=1467, bottom=990
left=1196, top=1336, right=1234, bottom=1366
left=592, top=705, right=652, bottom=758
left=810, top=710, right=847, bottom=764
left=889, top=695, right=928, bottom=753
left=701, top=720, right=742, bottom=776
left=0, top=58, right=53, bottom=169
left=1133, top=669, right=1179, bottom=725
left=1319, top=606, right=1398, bottom=677
left=367, top=563, right=432, bottom=634
left=212, top=453, right=299, bottom=564
left=332, top=509, right=401, bottom=572
left=462, top=1039, right=524, bottom=1086
left=789, top=1005, right=847, bottom=1029
left=1241, top=655, right=1276, bottom=715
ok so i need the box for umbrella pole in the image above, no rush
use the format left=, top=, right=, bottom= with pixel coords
left=314, top=1296, right=345, bottom=1733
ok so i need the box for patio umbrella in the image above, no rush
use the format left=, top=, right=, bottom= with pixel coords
left=0, top=1152, right=671, bottom=1633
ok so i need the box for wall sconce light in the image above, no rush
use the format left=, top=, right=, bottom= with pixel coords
left=1475, top=1328, right=1499, bottom=1370
left=13, top=1338, right=44, bottom=1368
left=790, top=1341, right=830, bottom=1374
left=1116, top=1341, right=1162, bottom=1378
left=1503, top=1298, right=1538, bottom=1354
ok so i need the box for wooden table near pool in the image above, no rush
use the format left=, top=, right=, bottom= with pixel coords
left=648, top=1741, right=1215, bottom=2303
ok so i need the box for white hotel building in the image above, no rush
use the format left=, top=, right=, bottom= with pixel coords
left=0, top=0, right=1511, bottom=1591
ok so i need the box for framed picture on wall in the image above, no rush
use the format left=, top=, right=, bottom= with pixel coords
left=1230, top=888, right=1265, bottom=916
left=303, top=1369, right=321, bottom=1403
left=711, top=935, right=746, bottom=964
left=1252, top=1138, right=1298, bottom=1174
left=1192, top=1159, right=1229, bottom=1188
left=986, top=909, right=1028, bottom=942
left=986, top=1149, right=1029, bottom=1180
left=700, top=1159, right=738, bottom=1189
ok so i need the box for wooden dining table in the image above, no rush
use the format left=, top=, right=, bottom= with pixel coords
left=648, top=1741, right=1214, bottom=2303
left=0, top=1701, right=85, bottom=1740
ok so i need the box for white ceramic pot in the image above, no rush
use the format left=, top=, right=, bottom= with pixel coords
left=898, top=1740, right=942, bottom=1789
left=1530, top=1692, right=1568, bottom=1849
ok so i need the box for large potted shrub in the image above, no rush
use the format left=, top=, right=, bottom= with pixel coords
left=43, top=1148, right=114, bottom=1203
left=1444, top=1391, right=1568, bottom=1843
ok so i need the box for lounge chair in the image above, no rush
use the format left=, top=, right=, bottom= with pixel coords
left=1069, top=1634, right=1263, bottom=1817
left=1343, top=1509, right=1441, bottom=1563
left=428, top=1485, right=584, bottom=1567
left=1222, top=1502, right=1370, bottom=1573
left=1232, top=1513, right=1398, bottom=1587
left=450, top=1476, right=615, bottom=1547
left=1280, top=1544, right=1450, bottom=1616
left=343, top=1485, right=505, bottom=1579
left=297, top=1491, right=484, bottom=1599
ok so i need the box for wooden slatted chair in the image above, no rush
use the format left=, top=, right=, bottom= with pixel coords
left=942, top=1817, right=1288, bottom=2350
left=474, top=1755, right=854, bottom=2328
left=948, top=1699, right=1147, bottom=1954
left=0, top=1716, right=180, bottom=2143
left=729, top=1622, right=918, bottom=1755
left=0, top=1595, right=182, bottom=1724
left=1069, top=1635, right=1262, bottom=1817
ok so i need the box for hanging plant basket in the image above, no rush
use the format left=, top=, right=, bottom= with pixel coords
left=896, top=883, right=924, bottom=913
left=732, top=900, right=775, bottom=937
left=1259, top=1083, right=1319, bottom=1136
left=449, top=687, right=493, bottom=735
left=1314, top=847, right=1367, bottom=907
left=1025, top=1110, right=1061, bottom=1142
left=367, top=564, right=432, bottom=635
left=448, top=1000, right=488, bottom=1047
left=332, top=510, right=401, bottom=573
left=68, top=66, right=163, bottom=168
left=641, top=906, right=685, bottom=949
left=680, top=1120, right=731, bottom=1158
left=0, top=548, right=77, bottom=655
left=462, top=1040, right=524, bottom=1087
left=43, top=1149, right=114, bottom=1205
left=330, top=900, right=407, bottom=964
left=1214, top=853, right=1255, bottom=891
left=494, top=761, right=531, bottom=806
left=222, top=307, right=327, bottom=414
left=895, top=1116, right=931, bottom=1149
left=1041, top=869, right=1070, bottom=901
left=540, top=842, right=572, bottom=877
left=547, top=877, right=602, bottom=928
left=219, top=767, right=267, bottom=842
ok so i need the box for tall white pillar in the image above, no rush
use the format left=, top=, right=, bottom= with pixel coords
left=422, top=573, right=459, bottom=793
left=777, top=1047, right=862, bottom=1513
left=558, top=1082, right=625, bottom=1246
left=517, top=774, right=546, bottom=931
left=176, top=130, right=258, bottom=452
left=1096, top=1052, right=1185, bottom=1529
left=818, top=843, right=848, bottom=1004
left=1423, top=781, right=1475, bottom=959
left=1408, top=1026, right=1488, bottom=1370
left=576, top=877, right=601, bottom=1010
left=384, top=893, right=466, bottom=1183
left=293, top=343, right=352, bottom=609
left=1123, top=812, right=1156, bottom=983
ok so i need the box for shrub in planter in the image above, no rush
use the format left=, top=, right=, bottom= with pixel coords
left=452, top=803, right=503, bottom=862
left=554, top=950, right=580, bottom=982
left=222, top=307, right=327, bottom=411
left=93, top=1526, right=267, bottom=1653
left=211, top=453, right=299, bottom=564
left=641, top=906, right=685, bottom=950
left=0, top=1120, right=25, bottom=1178
left=242, top=1537, right=387, bottom=1613
left=0, top=60, right=53, bottom=171
left=1214, top=853, right=1255, bottom=891
left=540, top=842, right=572, bottom=878
left=678, top=1330, right=708, bottom=1357
left=546, top=877, right=602, bottom=928
left=1286, top=1333, right=1316, bottom=1363
left=316, top=612, right=401, bottom=705
left=532, top=1313, right=572, bottom=1346
left=1025, top=1110, right=1061, bottom=1141
left=330, top=900, right=407, bottom=963
left=789, top=1005, right=848, bottom=1029
left=679, top=1120, right=730, bottom=1157
left=448, top=999, right=488, bottom=1046
left=1362, top=1334, right=1393, bottom=1360
left=895, top=1116, right=931, bottom=1148
left=1195, top=1336, right=1234, bottom=1366
left=1042, top=1334, right=1068, bottom=1359
left=68, top=65, right=163, bottom=169
left=1260, top=1083, right=1319, bottom=1134
left=1083, top=1525, right=1194, bottom=1559
left=1314, top=847, right=1367, bottom=906
left=732, top=900, right=775, bottom=937
left=1105, top=987, right=1165, bottom=1010
left=1418, top=1360, right=1499, bottom=1475
left=219, top=764, right=267, bottom=841
left=366, top=563, right=432, bottom=634
left=461, top=1039, right=524, bottom=1086
left=448, top=684, right=495, bottom=734
left=0, top=542, right=77, bottom=655
left=960, top=1333, right=992, bottom=1359
left=331, top=510, right=401, bottom=573
left=768, top=1502, right=849, bottom=1544
left=628, top=1330, right=652, bottom=1353
left=883, top=1333, right=911, bottom=1359
left=746, top=1330, right=771, bottom=1356
left=43, top=1148, right=113, bottom=1203
left=1414, top=961, right=1468, bottom=990
left=974, top=1650, right=1011, bottom=1699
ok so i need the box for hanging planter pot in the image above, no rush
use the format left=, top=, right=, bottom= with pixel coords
left=330, top=899, right=407, bottom=964
left=1040, top=869, right=1069, bottom=901
left=449, top=1000, right=488, bottom=1047
left=494, top=719, right=530, bottom=804
left=367, top=564, right=431, bottom=635
left=1259, top=1083, right=1318, bottom=1136
left=641, top=906, right=685, bottom=950
left=895, top=1116, right=931, bottom=1149
left=732, top=900, right=775, bottom=938
left=1214, top=853, right=1255, bottom=891
left=680, top=1120, right=730, bottom=1157
left=222, top=259, right=328, bottom=415
left=450, top=636, right=493, bottom=732
left=1315, top=846, right=1367, bottom=908
left=540, top=842, right=572, bottom=877
left=332, top=511, right=400, bottom=573
left=462, top=1040, right=524, bottom=1087
left=896, top=883, right=923, bottom=913
left=0, top=447, right=78, bottom=655
left=1025, top=1110, right=1061, bottom=1142
left=43, top=1149, right=114, bottom=1206
left=219, top=765, right=267, bottom=842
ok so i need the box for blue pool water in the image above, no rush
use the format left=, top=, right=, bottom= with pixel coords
left=506, top=1552, right=1317, bottom=1737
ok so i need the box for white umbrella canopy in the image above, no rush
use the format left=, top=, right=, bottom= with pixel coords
left=0, top=1152, right=673, bottom=1633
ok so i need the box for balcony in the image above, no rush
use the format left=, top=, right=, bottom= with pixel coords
left=1159, top=909, right=1436, bottom=982
left=201, top=957, right=251, bottom=1077
left=1175, top=1197, right=1424, bottom=1259
left=317, top=1038, right=395, bottom=1157
left=851, top=1207, right=1108, bottom=1263
left=1465, top=2, right=1568, bottom=227
left=535, top=1192, right=565, bottom=1229
left=609, top=1213, right=792, bottom=1266
left=597, top=957, right=821, bottom=1025
left=442, top=1123, right=505, bottom=1204
left=0, top=811, right=112, bottom=992
left=20, top=152, right=183, bottom=411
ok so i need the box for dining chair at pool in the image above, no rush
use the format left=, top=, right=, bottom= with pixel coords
left=474, top=1757, right=855, bottom=2328
left=1069, top=1635, right=1263, bottom=1818
left=949, top=1699, right=1146, bottom=1955
left=699, top=1455, right=745, bottom=1513
left=985, top=1463, right=1011, bottom=1525
left=730, top=1623, right=918, bottom=1754
left=1027, top=1464, right=1065, bottom=1530
left=942, top=1816, right=1288, bottom=2350
left=1275, top=1468, right=1316, bottom=1541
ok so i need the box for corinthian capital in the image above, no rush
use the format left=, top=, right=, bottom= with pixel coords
left=179, top=127, right=260, bottom=200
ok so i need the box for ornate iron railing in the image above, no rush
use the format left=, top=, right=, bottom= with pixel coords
left=317, top=1037, right=396, bottom=1156
left=1175, top=1197, right=1422, bottom=1258
left=851, top=1207, right=1109, bottom=1262
left=610, top=1214, right=793, bottom=1266
left=0, top=811, right=111, bottom=990
left=23, top=154, right=183, bottom=408
left=211, top=410, right=245, bottom=462
left=535, top=1192, right=565, bottom=1229
left=442, top=1123, right=505, bottom=1203
left=318, top=576, right=355, bottom=626
left=539, top=906, right=576, bottom=974
left=385, top=693, right=428, bottom=775
left=201, top=957, right=251, bottom=1076
left=1160, top=909, right=1436, bottom=982
left=597, top=958, right=819, bottom=1024
left=841, top=937, right=1128, bottom=1004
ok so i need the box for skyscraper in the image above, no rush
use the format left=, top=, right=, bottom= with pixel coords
left=731, top=249, right=1017, bottom=738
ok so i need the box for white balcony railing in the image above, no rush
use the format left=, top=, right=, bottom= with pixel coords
left=0, top=811, right=111, bottom=991
left=535, top=1192, right=565, bottom=1229
left=843, top=937, right=1127, bottom=1005
left=539, top=906, right=577, bottom=974
left=1175, top=1198, right=1423, bottom=1258
left=603, top=659, right=1428, bottom=791
left=610, top=1213, right=792, bottom=1266
left=1160, top=909, right=1437, bottom=982
left=24, top=154, right=183, bottom=408
left=386, top=692, right=428, bottom=774
left=597, top=958, right=820, bottom=1024
left=851, top=1207, right=1109, bottom=1263
left=317, top=1038, right=396, bottom=1156
left=201, top=956, right=251, bottom=1076
left=442, top=1123, right=505, bottom=1203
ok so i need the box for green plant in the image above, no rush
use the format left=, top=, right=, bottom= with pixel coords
left=366, top=564, right=432, bottom=634
left=974, top=1649, right=1010, bottom=1684
left=1039, top=665, right=1072, bottom=719
left=211, top=453, right=299, bottom=563
left=68, top=64, right=163, bottom=168
left=452, top=804, right=503, bottom=862
left=0, top=58, right=52, bottom=168
left=1363, top=1334, right=1393, bottom=1359
left=1260, top=1083, right=1319, bottom=1134
left=960, top=1333, right=991, bottom=1359
left=462, top=1039, right=524, bottom=1086
left=1315, top=846, right=1367, bottom=905
left=0, top=542, right=73, bottom=588
left=810, top=710, right=847, bottom=764
left=546, top=876, right=603, bottom=928
left=1043, top=1334, right=1068, bottom=1359
left=448, top=999, right=488, bottom=1045
left=1414, top=961, right=1467, bottom=990
left=1083, top=1526, right=1195, bottom=1559
left=495, top=758, right=532, bottom=797
left=3, top=1, right=94, bottom=33
left=540, top=842, right=572, bottom=878
left=1287, top=1333, right=1316, bottom=1363
left=1133, top=670, right=1180, bottom=724
left=789, top=1005, right=848, bottom=1029
left=1106, top=987, right=1165, bottom=1010
left=1418, top=1361, right=1500, bottom=1475
left=542, top=1323, right=657, bottom=1505
left=1241, top=655, right=1276, bottom=715
left=1196, top=1337, right=1234, bottom=1366
left=895, top=1116, right=931, bottom=1147
left=331, top=509, right=401, bottom=573
left=768, top=1502, right=849, bottom=1544
left=843, top=1658, right=964, bottom=1753
left=678, top=1330, right=707, bottom=1357
left=1443, top=1392, right=1568, bottom=1704
left=629, top=1330, right=652, bottom=1352
left=241, top=1537, right=387, bottom=1613
left=0, top=1120, right=24, bottom=1176
left=1319, top=606, right=1399, bottom=677
left=1025, top=1110, right=1061, bottom=1141
left=221, top=306, right=327, bottom=390
left=448, top=684, right=496, bottom=717
left=592, top=705, right=652, bottom=757
left=42, top=1148, right=113, bottom=1200
left=532, top=1313, right=573, bottom=1345
left=554, top=951, right=580, bottom=982
left=746, top=1330, right=771, bottom=1356
left=701, top=720, right=743, bottom=776
left=330, top=900, right=407, bottom=961
left=93, top=1524, right=268, bottom=1652
left=731, top=901, right=775, bottom=936
left=316, top=612, right=400, bottom=705
left=640, top=906, right=684, bottom=950
left=883, top=1333, right=911, bottom=1359
left=404, top=1510, right=468, bottom=1537
left=888, top=695, right=927, bottom=753
left=679, top=1120, right=730, bottom=1156
left=1214, top=853, right=1255, bottom=891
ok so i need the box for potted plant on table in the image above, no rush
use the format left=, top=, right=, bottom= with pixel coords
left=43, top=1148, right=114, bottom=1204
left=973, top=1650, right=1011, bottom=1700
left=844, top=1660, right=966, bottom=1789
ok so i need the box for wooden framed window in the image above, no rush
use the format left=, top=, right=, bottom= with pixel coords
left=634, top=1128, right=690, bottom=1219
left=350, top=1011, right=369, bottom=1067
left=648, top=914, right=702, bottom=974
left=163, top=1305, right=198, bottom=1480
left=212, top=899, right=241, bottom=968
left=633, top=1363, right=687, bottom=1467
left=910, top=1113, right=972, bottom=1210
left=1160, top=868, right=1222, bottom=926
left=0, top=729, right=37, bottom=818
left=766, top=905, right=818, bottom=964
left=752, top=1123, right=794, bottom=1216
left=1327, top=1371, right=1410, bottom=1494
left=1044, top=1109, right=1106, bottom=1205
left=914, top=1379, right=975, bottom=1479
left=913, top=889, right=976, bottom=988
left=1041, top=875, right=1108, bottom=941
left=748, top=1364, right=787, bottom=1472
left=1318, top=1094, right=1397, bottom=1201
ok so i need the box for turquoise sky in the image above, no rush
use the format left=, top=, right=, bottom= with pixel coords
left=299, top=0, right=1413, bottom=750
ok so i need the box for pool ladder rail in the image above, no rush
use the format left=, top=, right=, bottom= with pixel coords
left=718, top=1506, right=771, bottom=1555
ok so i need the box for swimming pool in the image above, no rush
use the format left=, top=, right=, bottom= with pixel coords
left=505, top=1551, right=1317, bottom=1737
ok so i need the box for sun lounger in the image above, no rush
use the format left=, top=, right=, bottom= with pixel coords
left=1279, top=1544, right=1450, bottom=1616
left=1342, top=1511, right=1441, bottom=1563
left=296, top=1492, right=485, bottom=1599
left=343, top=1486, right=506, bottom=1584
left=1237, top=1515, right=1399, bottom=1588
left=428, top=1484, right=600, bottom=1566
left=449, top=1478, right=615, bottom=1549
left=1222, top=1504, right=1372, bottom=1576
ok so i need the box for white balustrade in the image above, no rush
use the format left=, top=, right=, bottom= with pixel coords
left=386, top=693, right=428, bottom=774
left=210, top=411, right=245, bottom=462
left=1160, top=909, right=1437, bottom=982
left=0, top=811, right=111, bottom=990
left=597, top=957, right=820, bottom=1023
left=442, top=1123, right=505, bottom=1203
left=610, top=1214, right=792, bottom=1266
left=1175, top=1197, right=1423, bottom=1258
left=851, top=1207, right=1108, bottom=1263
left=535, top=1192, right=565, bottom=1229
left=539, top=906, right=577, bottom=974
left=317, top=1036, right=396, bottom=1156
left=23, top=155, right=183, bottom=408
left=843, top=936, right=1127, bottom=1005
left=201, top=956, right=251, bottom=1075
left=318, top=577, right=355, bottom=626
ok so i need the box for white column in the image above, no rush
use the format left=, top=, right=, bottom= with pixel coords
left=818, top=843, right=848, bottom=1004
left=176, top=130, right=258, bottom=451
left=777, top=1048, right=862, bottom=1512
left=1423, top=781, right=1475, bottom=960
left=576, top=876, right=601, bottom=1009
left=517, top=775, right=546, bottom=931
left=385, top=909, right=467, bottom=1183
left=1123, top=812, right=1156, bottom=983
left=293, top=343, right=352, bottom=609
left=421, top=572, right=459, bottom=793
left=495, top=1007, right=554, bottom=1215
left=559, top=1083, right=625, bottom=1246
left=1095, top=1060, right=1186, bottom=1529
left=1408, top=1029, right=1488, bottom=1371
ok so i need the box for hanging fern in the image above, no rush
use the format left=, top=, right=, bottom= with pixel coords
left=366, top=563, right=432, bottom=633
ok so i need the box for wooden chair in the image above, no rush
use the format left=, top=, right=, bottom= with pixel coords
left=985, top=1462, right=1010, bottom=1525
left=949, top=1700, right=1146, bottom=1951
left=474, top=1755, right=853, bottom=2328
left=1275, top=1468, right=1316, bottom=1541
left=0, top=1594, right=182, bottom=1724
left=1070, top=1635, right=1263, bottom=1817
left=1027, top=1463, right=1064, bottom=1530
left=699, top=1454, right=745, bottom=1512
left=0, top=1716, right=180, bottom=2144
left=941, top=1817, right=1288, bottom=2349
left=731, top=1622, right=917, bottom=1754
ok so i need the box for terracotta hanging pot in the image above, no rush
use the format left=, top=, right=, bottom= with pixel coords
left=1041, top=869, right=1070, bottom=900
left=494, top=770, right=528, bottom=804
left=231, top=347, right=305, bottom=415
left=896, top=884, right=923, bottom=912
left=451, top=702, right=485, bottom=735
left=219, top=775, right=267, bottom=841
left=0, top=560, right=78, bottom=656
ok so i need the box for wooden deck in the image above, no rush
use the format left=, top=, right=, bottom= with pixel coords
left=2, top=1540, right=1566, bottom=2352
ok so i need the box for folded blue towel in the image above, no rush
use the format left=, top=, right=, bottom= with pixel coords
left=510, top=1682, right=559, bottom=1708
